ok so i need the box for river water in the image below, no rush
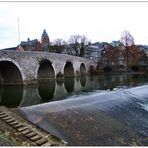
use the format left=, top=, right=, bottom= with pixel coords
left=0, top=73, right=148, bottom=108
left=0, top=73, right=148, bottom=145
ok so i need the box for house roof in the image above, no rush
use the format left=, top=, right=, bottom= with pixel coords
left=20, top=39, right=39, bottom=47
left=1, top=47, right=17, bottom=51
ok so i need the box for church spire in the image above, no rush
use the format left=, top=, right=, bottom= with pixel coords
left=42, top=29, right=48, bottom=37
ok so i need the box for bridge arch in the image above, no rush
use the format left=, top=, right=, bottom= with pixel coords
left=89, top=65, right=94, bottom=74
left=63, top=61, right=74, bottom=76
left=0, top=60, right=23, bottom=85
left=80, top=63, right=86, bottom=75
left=37, top=59, right=55, bottom=80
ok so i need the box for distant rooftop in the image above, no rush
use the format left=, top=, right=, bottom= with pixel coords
left=20, top=39, right=39, bottom=47
left=1, top=47, right=17, bottom=51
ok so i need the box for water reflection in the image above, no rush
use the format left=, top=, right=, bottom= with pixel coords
left=80, top=75, right=86, bottom=87
left=19, top=85, right=42, bottom=107
left=56, top=78, right=64, bottom=86
left=64, top=76, right=75, bottom=93
left=0, top=85, right=23, bottom=107
left=76, top=76, right=80, bottom=82
left=38, top=80, right=56, bottom=101
left=0, top=73, right=147, bottom=108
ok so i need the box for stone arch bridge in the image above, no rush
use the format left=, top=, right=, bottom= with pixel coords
left=0, top=50, right=96, bottom=85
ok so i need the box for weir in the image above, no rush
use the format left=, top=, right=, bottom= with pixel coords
left=19, top=85, right=148, bottom=146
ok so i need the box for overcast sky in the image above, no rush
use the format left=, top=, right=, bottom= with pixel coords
left=0, top=2, right=148, bottom=49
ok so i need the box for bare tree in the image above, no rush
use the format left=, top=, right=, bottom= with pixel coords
left=53, top=38, right=66, bottom=53
left=79, top=36, right=89, bottom=57
left=53, top=38, right=65, bottom=46
left=120, top=30, right=136, bottom=69
left=120, top=30, right=134, bottom=46
left=68, top=35, right=88, bottom=56
left=126, top=45, right=141, bottom=66
left=68, top=35, right=81, bottom=56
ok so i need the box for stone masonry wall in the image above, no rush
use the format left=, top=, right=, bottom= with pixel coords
left=0, top=50, right=96, bottom=85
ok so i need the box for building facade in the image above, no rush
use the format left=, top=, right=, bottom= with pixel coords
left=41, top=29, right=50, bottom=49
left=19, top=29, right=50, bottom=51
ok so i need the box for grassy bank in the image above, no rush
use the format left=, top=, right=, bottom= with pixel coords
left=0, top=131, right=17, bottom=146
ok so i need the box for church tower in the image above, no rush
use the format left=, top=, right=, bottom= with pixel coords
left=41, top=29, right=50, bottom=48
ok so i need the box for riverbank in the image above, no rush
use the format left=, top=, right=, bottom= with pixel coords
left=0, top=111, right=26, bottom=146
left=92, top=70, right=148, bottom=75
left=0, top=131, right=16, bottom=146
left=0, top=106, right=66, bottom=146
